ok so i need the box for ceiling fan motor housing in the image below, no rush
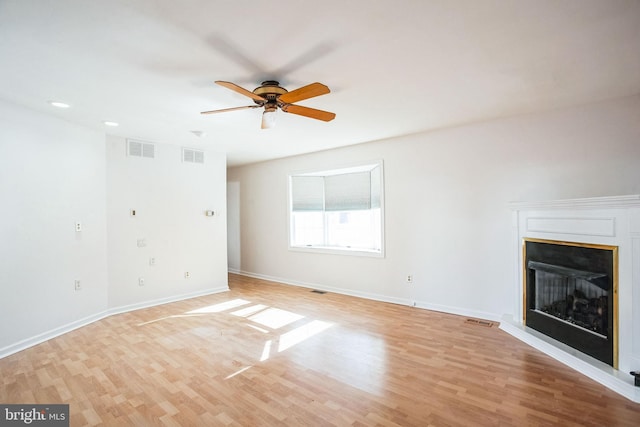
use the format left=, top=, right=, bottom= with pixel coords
left=253, top=81, right=288, bottom=103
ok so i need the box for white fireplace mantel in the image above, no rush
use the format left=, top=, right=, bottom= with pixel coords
left=502, top=195, right=640, bottom=403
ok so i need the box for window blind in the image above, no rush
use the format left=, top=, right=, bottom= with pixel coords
left=291, top=176, right=324, bottom=211
left=291, top=166, right=381, bottom=212
left=324, top=171, right=371, bottom=211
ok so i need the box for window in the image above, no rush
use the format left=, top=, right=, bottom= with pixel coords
left=289, top=161, right=384, bottom=256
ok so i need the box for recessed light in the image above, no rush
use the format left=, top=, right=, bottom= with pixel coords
left=191, top=130, right=206, bottom=138
left=103, top=121, right=119, bottom=127
left=49, top=101, right=70, bottom=109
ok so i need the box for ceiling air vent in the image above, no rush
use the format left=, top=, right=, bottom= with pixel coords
left=127, top=139, right=155, bottom=159
left=183, top=148, right=204, bottom=164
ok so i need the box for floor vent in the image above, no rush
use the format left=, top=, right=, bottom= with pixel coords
left=311, top=289, right=327, bottom=294
left=465, top=318, right=494, bottom=327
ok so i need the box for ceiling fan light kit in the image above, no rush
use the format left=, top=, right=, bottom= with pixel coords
left=261, top=105, right=277, bottom=129
left=201, top=80, right=335, bottom=129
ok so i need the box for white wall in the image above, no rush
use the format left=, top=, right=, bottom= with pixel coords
left=106, top=136, right=228, bottom=308
left=0, top=101, right=229, bottom=356
left=227, top=95, right=640, bottom=320
left=0, top=100, right=108, bottom=350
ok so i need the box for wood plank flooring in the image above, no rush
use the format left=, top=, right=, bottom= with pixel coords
left=2, top=273, right=640, bottom=426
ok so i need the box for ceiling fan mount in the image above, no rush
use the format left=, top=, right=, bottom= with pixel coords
left=201, top=80, right=335, bottom=129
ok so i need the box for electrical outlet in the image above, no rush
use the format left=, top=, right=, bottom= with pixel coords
left=149, top=257, right=155, bottom=266
left=138, top=277, right=145, bottom=286
left=75, top=222, right=82, bottom=232
left=74, top=280, right=81, bottom=290
left=406, top=275, right=413, bottom=283
left=185, top=272, right=191, bottom=279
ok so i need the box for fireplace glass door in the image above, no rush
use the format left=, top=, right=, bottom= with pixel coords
left=530, top=262, right=608, bottom=337
left=524, top=239, right=617, bottom=367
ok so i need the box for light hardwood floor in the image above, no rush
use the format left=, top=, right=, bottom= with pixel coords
left=2, top=274, right=640, bottom=426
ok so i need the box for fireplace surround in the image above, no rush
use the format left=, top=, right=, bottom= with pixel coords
left=504, top=195, right=640, bottom=403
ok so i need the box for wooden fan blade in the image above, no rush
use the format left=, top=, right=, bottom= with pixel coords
left=200, top=105, right=259, bottom=115
left=215, top=81, right=266, bottom=102
left=281, top=104, right=336, bottom=122
left=278, top=82, right=330, bottom=104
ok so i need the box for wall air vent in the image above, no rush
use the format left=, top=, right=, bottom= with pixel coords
left=183, top=148, right=204, bottom=164
left=127, top=139, right=155, bottom=159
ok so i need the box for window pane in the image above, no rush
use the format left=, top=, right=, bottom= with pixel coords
left=326, top=209, right=381, bottom=251
left=291, top=211, right=324, bottom=246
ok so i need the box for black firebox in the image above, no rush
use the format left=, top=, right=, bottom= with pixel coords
left=524, top=239, right=617, bottom=367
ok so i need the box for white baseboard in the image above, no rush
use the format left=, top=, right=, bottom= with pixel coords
left=107, top=286, right=229, bottom=316
left=0, top=310, right=112, bottom=360
left=414, top=301, right=502, bottom=322
left=232, top=269, right=412, bottom=306
left=231, top=270, right=500, bottom=322
left=0, top=286, right=229, bottom=359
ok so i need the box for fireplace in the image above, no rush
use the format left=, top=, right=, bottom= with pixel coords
left=524, top=238, right=617, bottom=367
left=505, top=195, right=640, bottom=402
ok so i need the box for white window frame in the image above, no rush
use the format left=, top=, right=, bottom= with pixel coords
left=288, top=160, right=385, bottom=258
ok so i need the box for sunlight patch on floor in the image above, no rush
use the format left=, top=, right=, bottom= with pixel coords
left=231, top=304, right=268, bottom=317
left=224, top=365, right=253, bottom=380
left=187, top=299, right=251, bottom=314
left=260, top=340, right=272, bottom=361
left=137, top=314, right=204, bottom=326
left=249, top=307, right=304, bottom=329
left=278, top=320, right=333, bottom=352
left=180, top=297, right=335, bottom=363
left=247, top=324, right=270, bottom=334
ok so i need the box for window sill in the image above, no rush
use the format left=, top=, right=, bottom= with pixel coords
left=288, top=245, right=384, bottom=258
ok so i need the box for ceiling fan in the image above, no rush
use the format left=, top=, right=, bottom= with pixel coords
left=201, top=80, right=336, bottom=129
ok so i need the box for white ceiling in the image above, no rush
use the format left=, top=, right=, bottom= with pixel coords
left=1, top=0, right=639, bottom=166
